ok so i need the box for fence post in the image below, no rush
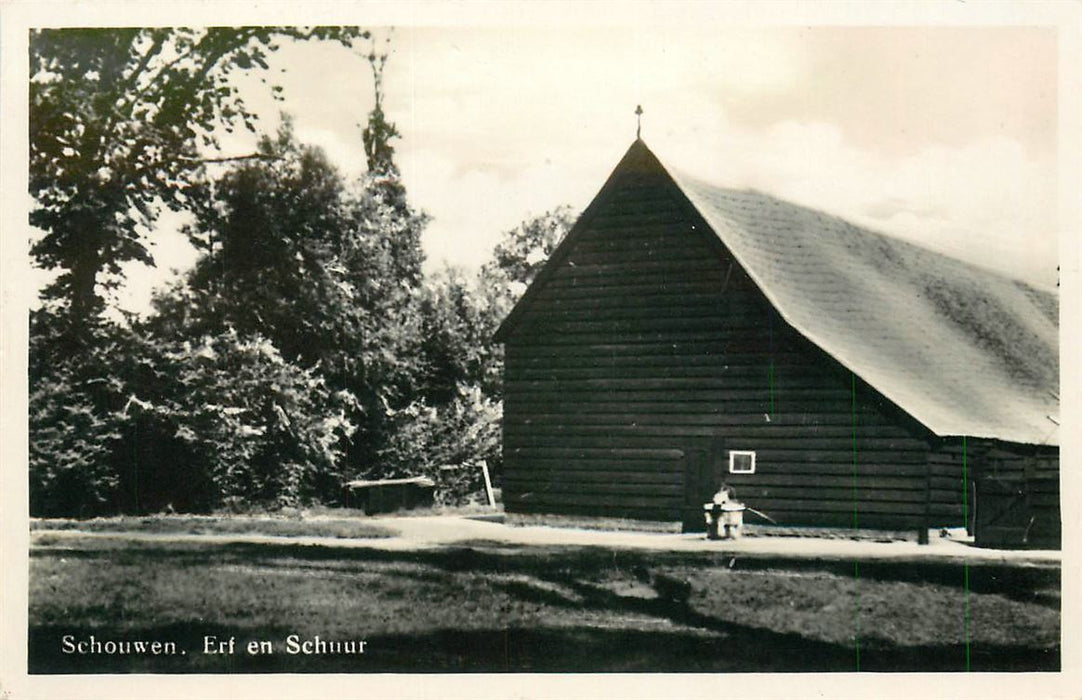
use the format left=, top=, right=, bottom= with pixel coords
left=479, top=460, right=495, bottom=508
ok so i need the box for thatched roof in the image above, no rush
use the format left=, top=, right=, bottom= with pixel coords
left=500, top=140, right=1060, bottom=446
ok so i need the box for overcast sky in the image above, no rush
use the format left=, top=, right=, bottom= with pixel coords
left=104, top=24, right=1060, bottom=311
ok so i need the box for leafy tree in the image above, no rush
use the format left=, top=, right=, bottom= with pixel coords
left=361, top=40, right=400, bottom=179
left=481, top=206, right=576, bottom=291
left=381, top=209, right=576, bottom=502
left=417, top=267, right=503, bottom=404
left=30, top=301, right=359, bottom=515
left=472, top=206, right=576, bottom=399
left=152, top=121, right=427, bottom=476
left=29, top=27, right=367, bottom=334
left=358, top=37, right=424, bottom=288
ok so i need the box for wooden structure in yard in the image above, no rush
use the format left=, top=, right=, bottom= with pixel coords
left=494, top=139, right=1060, bottom=547
left=345, top=476, right=435, bottom=515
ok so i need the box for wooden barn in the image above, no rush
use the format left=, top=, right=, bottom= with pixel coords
left=494, top=139, right=1060, bottom=547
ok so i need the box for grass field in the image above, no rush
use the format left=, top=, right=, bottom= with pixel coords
left=28, top=524, right=1059, bottom=674
left=30, top=514, right=393, bottom=539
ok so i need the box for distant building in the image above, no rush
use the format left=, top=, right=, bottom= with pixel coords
left=495, top=139, right=1059, bottom=547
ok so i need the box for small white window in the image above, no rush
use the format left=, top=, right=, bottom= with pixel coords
left=729, top=450, right=756, bottom=474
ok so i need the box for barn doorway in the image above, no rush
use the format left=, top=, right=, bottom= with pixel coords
left=681, top=438, right=731, bottom=532
left=974, top=475, right=1061, bottom=549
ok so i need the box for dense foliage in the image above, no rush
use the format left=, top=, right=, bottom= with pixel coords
left=30, top=27, right=367, bottom=333
left=28, top=28, right=575, bottom=515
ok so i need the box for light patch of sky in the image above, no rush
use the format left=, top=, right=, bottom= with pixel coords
left=98, top=24, right=1058, bottom=315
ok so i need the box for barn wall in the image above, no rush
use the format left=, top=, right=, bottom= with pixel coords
left=501, top=172, right=944, bottom=530
left=930, top=438, right=1060, bottom=548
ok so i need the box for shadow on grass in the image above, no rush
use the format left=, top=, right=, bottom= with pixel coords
left=30, top=539, right=1061, bottom=673
left=32, top=537, right=1061, bottom=595
left=489, top=568, right=1059, bottom=673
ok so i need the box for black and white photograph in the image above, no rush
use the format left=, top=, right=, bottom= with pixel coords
left=1, top=1, right=1079, bottom=698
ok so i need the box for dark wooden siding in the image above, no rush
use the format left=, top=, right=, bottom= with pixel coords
left=502, top=172, right=948, bottom=530
left=930, top=438, right=1060, bottom=547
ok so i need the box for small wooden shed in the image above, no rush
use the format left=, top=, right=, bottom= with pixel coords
left=494, top=139, right=1059, bottom=547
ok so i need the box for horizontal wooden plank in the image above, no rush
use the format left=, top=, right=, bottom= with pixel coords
left=515, top=304, right=770, bottom=325
left=752, top=510, right=929, bottom=529
left=504, top=492, right=684, bottom=509
left=506, top=369, right=877, bottom=387
left=929, top=476, right=963, bottom=490
left=929, top=464, right=965, bottom=477
left=504, top=504, right=941, bottom=530
left=503, top=401, right=905, bottom=422
left=505, top=375, right=854, bottom=391
left=505, top=482, right=686, bottom=497
left=505, top=429, right=922, bottom=453
left=521, top=292, right=739, bottom=315
left=504, top=396, right=864, bottom=414
left=606, top=182, right=672, bottom=199
left=547, top=263, right=722, bottom=286
left=503, top=386, right=832, bottom=403
left=507, top=340, right=735, bottom=359
left=506, top=461, right=684, bottom=475
left=548, top=255, right=722, bottom=278
left=504, top=469, right=683, bottom=484
left=503, top=424, right=924, bottom=447
left=505, top=492, right=946, bottom=520
left=506, top=453, right=934, bottom=479
left=732, top=486, right=927, bottom=503
left=506, top=447, right=686, bottom=460
left=505, top=363, right=819, bottom=382
left=534, top=280, right=731, bottom=300
left=736, top=498, right=940, bottom=517
left=505, top=330, right=801, bottom=347
left=575, top=230, right=702, bottom=251
left=503, top=423, right=913, bottom=442
left=585, top=209, right=690, bottom=229
left=714, top=473, right=925, bottom=490
left=591, top=197, right=682, bottom=217
left=507, top=426, right=879, bottom=442
left=503, top=407, right=913, bottom=431
left=566, top=245, right=724, bottom=267
left=504, top=403, right=908, bottom=423
left=506, top=471, right=930, bottom=493
left=506, top=454, right=684, bottom=468
left=508, top=502, right=684, bottom=522
left=508, top=365, right=779, bottom=382
left=508, top=350, right=810, bottom=369
left=510, top=315, right=771, bottom=336
left=571, top=233, right=720, bottom=256
left=508, top=441, right=927, bottom=466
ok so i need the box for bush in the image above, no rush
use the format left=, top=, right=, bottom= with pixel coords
left=29, top=308, right=359, bottom=515
left=159, top=330, right=359, bottom=509
left=29, top=367, right=124, bottom=517
left=376, top=384, right=501, bottom=505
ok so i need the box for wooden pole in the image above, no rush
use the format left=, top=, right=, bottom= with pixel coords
left=479, top=460, right=496, bottom=508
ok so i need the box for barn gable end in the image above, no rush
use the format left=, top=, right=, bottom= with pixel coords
left=497, top=139, right=1059, bottom=540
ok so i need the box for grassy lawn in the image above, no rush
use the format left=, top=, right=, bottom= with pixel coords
left=30, top=514, right=393, bottom=539
left=29, top=528, right=1059, bottom=673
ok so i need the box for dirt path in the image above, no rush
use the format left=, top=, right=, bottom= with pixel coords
left=32, top=514, right=1060, bottom=567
